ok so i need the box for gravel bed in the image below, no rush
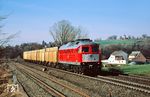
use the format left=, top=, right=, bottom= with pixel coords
left=9, top=64, right=52, bottom=97
left=17, top=61, right=150, bottom=97
left=0, top=62, right=29, bottom=97
left=17, top=63, right=90, bottom=97
left=111, top=75, right=150, bottom=86
left=47, top=68, right=150, bottom=97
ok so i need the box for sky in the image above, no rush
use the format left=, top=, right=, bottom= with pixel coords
left=0, top=0, right=150, bottom=45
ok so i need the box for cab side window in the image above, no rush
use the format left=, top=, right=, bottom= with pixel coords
left=82, top=47, right=89, bottom=52
left=92, top=46, right=99, bottom=52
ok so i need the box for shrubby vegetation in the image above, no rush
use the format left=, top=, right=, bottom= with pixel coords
left=95, top=36, right=150, bottom=59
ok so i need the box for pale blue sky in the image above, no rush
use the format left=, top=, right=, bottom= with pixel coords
left=1, top=0, right=150, bottom=45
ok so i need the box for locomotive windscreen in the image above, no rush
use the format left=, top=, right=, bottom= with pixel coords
left=92, top=45, right=99, bottom=52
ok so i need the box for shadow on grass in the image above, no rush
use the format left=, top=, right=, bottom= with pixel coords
left=100, top=68, right=124, bottom=76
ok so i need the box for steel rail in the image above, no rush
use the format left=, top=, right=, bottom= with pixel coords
left=97, top=75, right=150, bottom=94
left=15, top=66, right=66, bottom=97
left=15, top=62, right=90, bottom=97
left=18, top=61, right=150, bottom=94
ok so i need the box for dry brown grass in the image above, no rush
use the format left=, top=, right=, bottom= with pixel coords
left=0, top=66, right=12, bottom=97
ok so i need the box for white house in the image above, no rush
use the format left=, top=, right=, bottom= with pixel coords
left=108, top=50, right=128, bottom=65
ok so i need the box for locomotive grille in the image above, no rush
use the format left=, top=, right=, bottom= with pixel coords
left=82, top=54, right=99, bottom=62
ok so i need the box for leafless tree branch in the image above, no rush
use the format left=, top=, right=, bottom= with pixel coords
left=50, top=20, right=88, bottom=45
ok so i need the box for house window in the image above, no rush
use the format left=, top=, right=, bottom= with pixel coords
left=115, top=56, right=124, bottom=60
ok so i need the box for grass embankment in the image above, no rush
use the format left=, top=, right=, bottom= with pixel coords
left=101, top=64, right=150, bottom=76
left=120, top=64, right=150, bottom=76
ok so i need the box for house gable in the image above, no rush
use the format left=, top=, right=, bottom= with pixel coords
left=129, top=51, right=146, bottom=63
left=108, top=51, right=128, bottom=64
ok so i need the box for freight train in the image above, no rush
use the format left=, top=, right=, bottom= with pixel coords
left=23, top=39, right=101, bottom=76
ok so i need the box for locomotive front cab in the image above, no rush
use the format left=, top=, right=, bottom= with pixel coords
left=78, top=44, right=101, bottom=75
left=79, top=44, right=101, bottom=63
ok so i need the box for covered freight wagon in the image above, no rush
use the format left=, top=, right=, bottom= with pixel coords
left=31, top=50, right=37, bottom=61
left=36, top=49, right=45, bottom=62
left=45, top=47, right=58, bottom=66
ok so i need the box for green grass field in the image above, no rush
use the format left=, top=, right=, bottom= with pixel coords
left=101, top=64, right=150, bottom=76
left=120, top=64, right=150, bottom=75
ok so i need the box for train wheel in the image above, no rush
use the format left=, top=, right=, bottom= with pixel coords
left=81, top=66, right=87, bottom=75
left=73, top=66, right=76, bottom=73
left=69, top=65, right=72, bottom=72
left=47, top=62, right=50, bottom=67
left=77, top=66, right=82, bottom=74
left=75, top=66, right=78, bottom=73
left=51, top=62, right=54, bottom=67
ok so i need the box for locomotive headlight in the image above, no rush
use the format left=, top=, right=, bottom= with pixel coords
left=78, top=47, right=81, bottom=53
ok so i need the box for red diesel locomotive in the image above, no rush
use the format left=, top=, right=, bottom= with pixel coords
left=58, top=39, right=101, bottom=75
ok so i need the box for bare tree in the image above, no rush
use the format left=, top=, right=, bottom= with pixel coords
left=0, top=16, right=18, bottom=47
left=94, top=38, right=102, bottom=42
left=142, top=34, right=148, bottom=39
left=107, top=35, right=117, bottom=40
left=0, top=32, right=18, bottom=46
left=50, top=20, right=88, bottom=45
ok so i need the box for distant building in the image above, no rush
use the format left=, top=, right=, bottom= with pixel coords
left=128, top=51, right=146, bottom=63
left=108, top=50, right=128, bottom=65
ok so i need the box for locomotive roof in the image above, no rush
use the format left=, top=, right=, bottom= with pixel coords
left=59, top=39, right=97, bottom=50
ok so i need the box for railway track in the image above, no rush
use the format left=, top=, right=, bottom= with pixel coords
left=129, top=74, right=150, bottom=80
left=45, top=66, right=150, bottom=95
left=14, top=62, right=90, bottom=97
left=16, top=61, right=150, bottom=96
left=111, top=74, right=150, bottom=86
left=97, top=75, right=150, bottom=93
left=17, top=67, right=65, bottom=97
